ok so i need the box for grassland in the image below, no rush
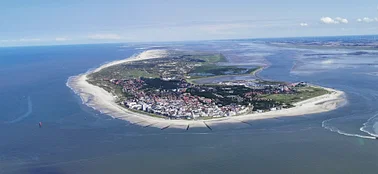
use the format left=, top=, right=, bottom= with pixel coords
left=189, top=65, right=256, bottom=76
left=192, top=53, right=227, bottom=63
left=261, top=86, right=329, bottom=104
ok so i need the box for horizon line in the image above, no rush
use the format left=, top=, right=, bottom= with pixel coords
left=1, top=33, right=377, bottom=48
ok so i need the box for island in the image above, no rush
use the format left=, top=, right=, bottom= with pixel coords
left=67, top=49, right=346, bottom=130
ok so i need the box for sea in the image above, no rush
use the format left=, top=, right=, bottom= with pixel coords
left=1, top=40, right=378, bottom=174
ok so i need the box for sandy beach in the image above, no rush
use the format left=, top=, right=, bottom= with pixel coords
left=67, top=49, right=347, bottom=129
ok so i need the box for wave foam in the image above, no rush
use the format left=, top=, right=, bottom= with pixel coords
left=322, top=117, right=377, bottom=140
left=6, top=96, right=32, bottom=123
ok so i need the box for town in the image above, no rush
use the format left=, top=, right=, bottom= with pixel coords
left=105, top=77, right=309, bottom=120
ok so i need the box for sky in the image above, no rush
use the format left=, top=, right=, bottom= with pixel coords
left=1, top=0, right=378, bottom=46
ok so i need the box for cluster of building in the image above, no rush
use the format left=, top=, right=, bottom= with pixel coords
left=106, top=78, right=307, bottom=119
left=108, top=78, right=252, bottom=119
left=220, top=80, right=307, bottom=94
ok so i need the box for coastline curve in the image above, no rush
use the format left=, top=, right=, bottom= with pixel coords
left=67, top=49, right=348, bottom=129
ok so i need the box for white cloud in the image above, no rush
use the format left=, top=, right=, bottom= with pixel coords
left=19, top=38, right=41, bottom=42
left=299, top=22, right=308, bottom=27
left=18, top=38, right=41, bottom=42
left=320, top=17, right=338, bottom=24
left=55, top=37, right=68, bottom=41
left=88, top=34, right=121, bottom=40
left=357, top=17, right=378, bottom=23
left=0, top=39, right=42, bottom=43
left=320, top=17, right=348, bottom=24
left=321, top=59, right=334, bottom=64
left=335, top=17, right=348, bottom=24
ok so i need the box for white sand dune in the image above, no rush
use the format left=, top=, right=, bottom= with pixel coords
left=67, top=49, right=347, bottom=129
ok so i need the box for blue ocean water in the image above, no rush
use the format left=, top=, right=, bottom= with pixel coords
left=1, top=42, right=378, bottom=174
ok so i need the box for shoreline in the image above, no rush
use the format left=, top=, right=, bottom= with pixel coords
left=67, top=49, right=347, bottom=129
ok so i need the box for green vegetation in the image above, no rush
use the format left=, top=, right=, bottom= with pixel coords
left=187, top=66, right=261, bottom=84
left=189, top=65, right=252, bottom=76
left=119, top=69, right=159, bottom=79
left=142, top=78, right=181, bottom=89
left=246, top=67, right=261, bottom=74
left=187, top=85, right=253, bottom=106
left=87, top=52, right=226, bottom=83
left=88, top=67, right=159, bottom=81
left=261, top=86, right=329, bottom=104
left=191, top=53, right=227, bottom=63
